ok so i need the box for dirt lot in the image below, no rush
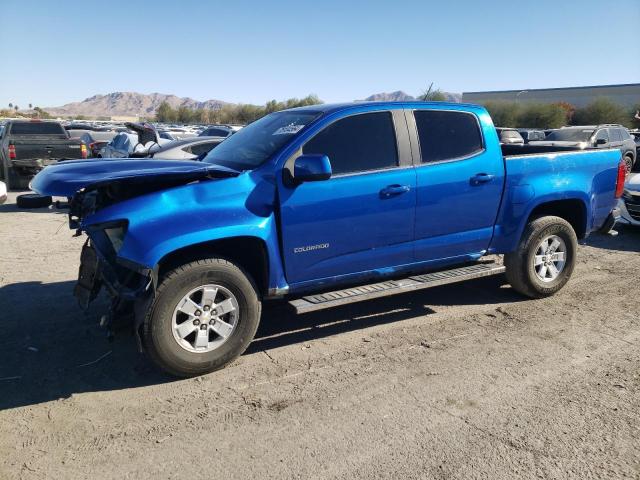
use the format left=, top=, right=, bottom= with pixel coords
left=0, top=190, right=639, bottom=480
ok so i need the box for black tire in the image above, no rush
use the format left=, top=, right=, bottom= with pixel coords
left=16, top=193, right=52, bottom=209
left=623, top=155, right=634, bottom=174
left=2, top=162, right=22, bottom=190
left=143, top=258, right=261, bottom=377
left=504, top=216, right=577, bottom=298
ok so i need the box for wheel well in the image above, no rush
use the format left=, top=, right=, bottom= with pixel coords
left=157, top=237, right=269, bottom=295
left=528, top=199, right=587, bottom=239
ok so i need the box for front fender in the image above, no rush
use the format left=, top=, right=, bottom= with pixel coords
left=83, top=171, right=288, bottom=292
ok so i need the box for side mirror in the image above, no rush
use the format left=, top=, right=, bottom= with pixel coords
left=291, top=154, right=332, bottom=184
left=595, top=138, right=608, bottom=145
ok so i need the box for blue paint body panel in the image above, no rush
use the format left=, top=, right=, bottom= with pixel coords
left=30, top=102, right=621, bottom=298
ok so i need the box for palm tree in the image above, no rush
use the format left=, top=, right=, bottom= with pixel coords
left=28, top=103, right=33, bottom=110
left=14, top=105, right=19, bottom=112
left=8, top=103, right=13, bottom=109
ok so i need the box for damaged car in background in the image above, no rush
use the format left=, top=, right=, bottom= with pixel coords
left=0, top=120, right=87, bottom=190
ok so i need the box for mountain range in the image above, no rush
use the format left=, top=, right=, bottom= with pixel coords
left=44, top=90, right=462, bottom=118
left=45, top=92, right=229, bottom=118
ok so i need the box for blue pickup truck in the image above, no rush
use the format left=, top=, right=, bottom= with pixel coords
left=32, top=102, right=625, bottom=376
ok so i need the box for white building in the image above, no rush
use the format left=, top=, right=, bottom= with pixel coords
left=462, top=83, right=640, bottom=108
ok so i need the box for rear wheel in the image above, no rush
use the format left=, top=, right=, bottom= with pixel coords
left=623, top=155, right=634, bottom=175
left=505, top=216, right=577, bottom=298
left=2, top=162, right=22, bottom=190
left=143, top=258, right=261, bottom=377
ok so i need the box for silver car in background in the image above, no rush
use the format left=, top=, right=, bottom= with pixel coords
left=150, top=137, right=224, bottom=160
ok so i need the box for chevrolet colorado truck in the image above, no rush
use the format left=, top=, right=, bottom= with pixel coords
left=31, top=102, right=625, bottom=377
left=0, top=120, right=86, bottom=189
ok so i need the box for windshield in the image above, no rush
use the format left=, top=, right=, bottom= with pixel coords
left=203, top=110, right=321, bottom=170
left=546, top=129, right=593, bottom=142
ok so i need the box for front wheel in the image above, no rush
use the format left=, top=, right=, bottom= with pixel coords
left=143, top=258, right=261, bottom=377
left=505, top=216, right=577, bottom=298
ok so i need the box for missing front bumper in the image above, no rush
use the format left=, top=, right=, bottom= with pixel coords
left=74, top=242, right=102, bottom=309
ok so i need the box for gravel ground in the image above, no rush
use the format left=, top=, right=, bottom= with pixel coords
left=0, top=190, right=639, bottom=480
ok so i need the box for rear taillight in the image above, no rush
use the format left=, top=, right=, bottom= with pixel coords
left=615, top=160, right=625, bottom=198
left=8, top=144, right=16, bottom=160
left=81, top=144, right=87, bottom=159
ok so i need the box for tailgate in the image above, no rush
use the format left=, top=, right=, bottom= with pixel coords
left=11, top=138, right=84, bottom=161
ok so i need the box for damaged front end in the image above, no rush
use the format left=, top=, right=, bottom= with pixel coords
left=74, top=214, right=156, bottom=345
left=30, top=158, right=241, bottom=340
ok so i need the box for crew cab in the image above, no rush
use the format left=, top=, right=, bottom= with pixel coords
left=31, top=102, right=625, bottom=377
left=0, top=120, right=87, bottom=189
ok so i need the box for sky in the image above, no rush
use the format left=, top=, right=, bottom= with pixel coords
left=0, top=0, right=639, bottom=109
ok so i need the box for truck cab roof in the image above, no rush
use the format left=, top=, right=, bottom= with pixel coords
left=288, top=101, right=481, bottom=115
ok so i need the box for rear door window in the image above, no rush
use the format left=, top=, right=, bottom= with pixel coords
left=413, top=110, right=483, bottom=162
left=10, top=122, right=66, bottom=135
left=303, top=112, right=398, bottom=175
left=608, top=128, right=623, bottom=142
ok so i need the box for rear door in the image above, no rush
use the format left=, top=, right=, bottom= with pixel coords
left=278, top=110, right=416, bottom=286
left=408, top=108, right=504, bottom=264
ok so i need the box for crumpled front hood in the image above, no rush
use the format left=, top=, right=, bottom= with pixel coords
left=31, top=158, right=239, bottom=197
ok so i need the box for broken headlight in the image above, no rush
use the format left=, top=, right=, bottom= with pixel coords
left=87, top=220, right=128, bottom=256
left=104, top=224, right=127, bottom=253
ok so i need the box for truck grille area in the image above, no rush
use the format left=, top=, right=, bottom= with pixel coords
left=624, top=192, right=640, bottom=221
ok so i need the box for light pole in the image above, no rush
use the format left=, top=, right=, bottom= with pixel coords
left=515, top=90, right=528, bottom=103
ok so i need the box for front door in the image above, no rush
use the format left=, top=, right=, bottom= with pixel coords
left=278, top=110, right=416, bottom=287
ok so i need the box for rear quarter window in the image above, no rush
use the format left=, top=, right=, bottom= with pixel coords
left=414, top=110, right=483, bottom=162
left=9, top=122, right=66, bottom=135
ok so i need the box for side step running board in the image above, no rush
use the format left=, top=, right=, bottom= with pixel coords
left=289, top=262, right=506, bottom=314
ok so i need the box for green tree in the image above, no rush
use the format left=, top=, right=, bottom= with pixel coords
left=156, top=101, right=176, bottom=122
left=482, top=101, right=521, bottom=127
left=572, top=98, right=629, bottom=127
left=629, top=105, right=640, bottom=128
left=517, top=103, right=567, bottom=129
left=418, top=83, right=447, bottom=102
left=8, top=103, right=12, bottom=109
left=177, top=106, right=194, bottom=123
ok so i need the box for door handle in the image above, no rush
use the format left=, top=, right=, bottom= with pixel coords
left=380, top=184, right=411, bottom=199
left=470, top=173, right=495, bottom=186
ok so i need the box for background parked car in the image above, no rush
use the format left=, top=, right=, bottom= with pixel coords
left=158, top=130, right=177, bottom=141
left=629, top=130, right=640, bottom=172
left=198, top=125, right=241, bottom=138
left=98, top=132, right=139, bottom=158
left=0, top=120, right=86, bottom=189
left=530, top=125, right=636, bottom=172
left=149, top=137, right=224, bottom=160
left=79, top=131, right=119, bottom=158
left=517, top=129, right=546, bottom=143
left=617, top=172, right=640, bottom=227
left=495, top=128, right=525, bottom=145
